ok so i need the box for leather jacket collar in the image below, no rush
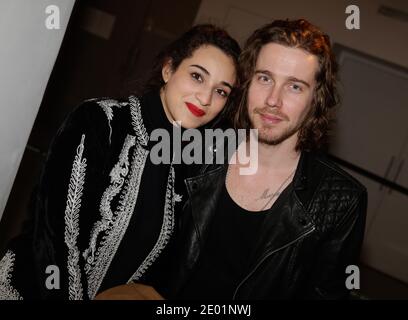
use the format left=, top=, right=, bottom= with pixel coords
left=165, top=148, right=366, bottom=299
left=177, top=151, right=320, bottom=297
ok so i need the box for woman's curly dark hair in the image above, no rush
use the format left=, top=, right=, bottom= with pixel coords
left=144, top=24, right=241, bottom=94
left=233, top=19, right=339, bottom=151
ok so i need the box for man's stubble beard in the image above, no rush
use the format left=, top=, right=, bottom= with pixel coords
left=249, top=107, right=310, bottom=146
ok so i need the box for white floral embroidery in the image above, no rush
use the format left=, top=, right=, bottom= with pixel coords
left=83, top=96, right=180, bottom=298
left=97, top=99, right=129, bottom=144
left=174, top=193, right=183, bottom=203
left=128, top=164, right=181, bottom=282
left=84, top=98, right=150, bottom=299
left=64, top=134, right=87, bottom=300
left=129, top=96, right=148, bottom=147
left=85, top=144, right=149, bottom=299
left=0, top=250, right=23, bottom=300
left=83, top=134, right=136, bottom=267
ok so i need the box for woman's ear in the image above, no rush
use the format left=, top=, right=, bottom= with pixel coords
left=161, top=59, right=173, bottom=84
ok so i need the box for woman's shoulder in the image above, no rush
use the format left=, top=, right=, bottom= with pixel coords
left=65, top=96, right=147, bottom=143
left=71, top=96, right=137, bottom=123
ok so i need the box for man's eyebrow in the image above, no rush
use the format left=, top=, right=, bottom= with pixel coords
left=287, top=76, right=311, bottom=88
left=255, top=70, right=311, bottom=88
left=191, top=64, right=233, bottom=90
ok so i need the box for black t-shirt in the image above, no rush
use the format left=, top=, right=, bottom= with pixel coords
left=179, top=183, right=277, bottom=299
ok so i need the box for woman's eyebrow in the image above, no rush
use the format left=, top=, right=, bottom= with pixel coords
left=190, top=64, right=209, bottom=75
left=191, top=64, right=233, bottom=89
left=221, top=81, right=233, bottom=90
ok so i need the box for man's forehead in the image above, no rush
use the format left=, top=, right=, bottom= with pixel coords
left=255, top=43, right=319, bottom=80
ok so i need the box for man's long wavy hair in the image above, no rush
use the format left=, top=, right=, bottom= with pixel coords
left=233, top=19, right=339, bottom=151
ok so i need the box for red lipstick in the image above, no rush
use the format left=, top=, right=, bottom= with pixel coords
left=186, top=102, right=206, bottom=117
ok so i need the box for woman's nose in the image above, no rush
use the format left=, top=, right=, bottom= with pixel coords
left=196, top=89, right=212, bottom=107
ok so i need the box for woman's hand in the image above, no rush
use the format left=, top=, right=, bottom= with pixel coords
left=94, top=283, right=165, bottom=300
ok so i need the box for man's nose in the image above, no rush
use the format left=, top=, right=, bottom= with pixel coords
left=265, top=85, right=283, bottom=108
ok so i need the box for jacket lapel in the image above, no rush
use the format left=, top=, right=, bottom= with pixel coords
left=248, top=191, right=315, bottom=266
left=185, top=165, right=227, bottom=249
left=174, top=151, right=323, bottom=296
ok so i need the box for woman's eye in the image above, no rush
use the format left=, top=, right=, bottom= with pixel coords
left=257, top=75, right=270, bottom=83
left=216, top=89, right=229, bottom=98
left=191, top=72, right=203, bottom=83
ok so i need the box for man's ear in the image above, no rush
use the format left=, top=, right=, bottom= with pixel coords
left=161, top=59, right=173, bottom=84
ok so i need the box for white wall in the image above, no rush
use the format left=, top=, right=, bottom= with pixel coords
left=195, top=0, right=408, bottom=68
left=0, top=0, right=76, bottom=220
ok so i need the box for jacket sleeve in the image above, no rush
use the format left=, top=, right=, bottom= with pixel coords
left=299, top=189, right=367, bottom=299
left=0, top=101, right=108, bottom=300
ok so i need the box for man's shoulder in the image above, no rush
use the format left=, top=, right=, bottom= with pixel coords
left=311, top=153, right=367, bottom=196
left=305, top=153, right=367, bottom=232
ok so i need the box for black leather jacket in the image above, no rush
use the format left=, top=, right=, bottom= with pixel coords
left=166, top=151, right=367, bottom=299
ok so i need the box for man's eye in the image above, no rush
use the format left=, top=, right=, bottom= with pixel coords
left=216, top=89, right=229, bottom=98
left=191, top=72, right=203, bottom=82
left=290, top=83, right=303, bottom=92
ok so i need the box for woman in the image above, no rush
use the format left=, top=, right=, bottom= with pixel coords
left=0, top=24, right=240, bottom=300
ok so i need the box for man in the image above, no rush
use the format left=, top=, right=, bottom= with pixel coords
left=90, top=18, right=367, bottom=300
left=163, top=19, right=367, bottom=300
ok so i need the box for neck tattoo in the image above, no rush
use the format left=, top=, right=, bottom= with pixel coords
left=227, top=164, right=296, bottom=211
left=257, top=169, right=295, bottom=210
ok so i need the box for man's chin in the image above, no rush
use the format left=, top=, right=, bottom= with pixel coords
left=257, top=128, right=298, bottom=146
left=256, top=131, right=280, bottom=145
left=258, top=136, right=283, bottom=146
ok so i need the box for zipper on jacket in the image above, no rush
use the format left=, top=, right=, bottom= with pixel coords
left=232, top=226, right=316, bottom=299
